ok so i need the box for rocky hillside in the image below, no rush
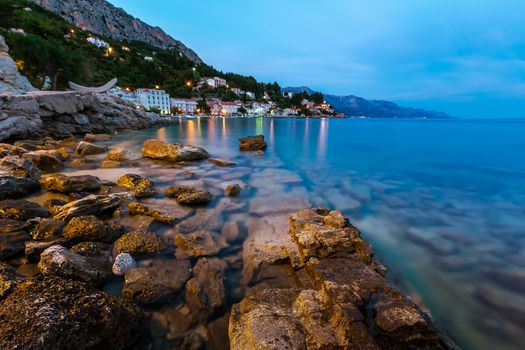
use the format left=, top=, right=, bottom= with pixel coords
left=30, top=0, right=202, bottom=64
left=0, top=35, right=35, bottom=94
left=284, top=87, right=453, bottom=119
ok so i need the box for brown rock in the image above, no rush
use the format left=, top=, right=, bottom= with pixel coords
left=75, top=141, right=107, bottom=156
left=63, top=216, right=124, bottom=243
left=114, top=230, right=166, bottom=256
left=31, top=218, right=64, bottom=240
left=208, top=158, right=237, bottom=166
left=41, top=173, right=101, bottom=193
left=226, top=184, right=241, bottom=197
left=142, top=139, right=209, bottom=162
left=239, top=135, right=267, bottom=151
left=175, top=230, right=228, bottom=258
left=117, top=173, right=157, bottom=199
left=52, top=194, right=121, bottom=222
left=0, top=199, right=50, bottom=221
left=128, top=202, right=193, bottom=225
left=166, top=185, right=212, bottom=205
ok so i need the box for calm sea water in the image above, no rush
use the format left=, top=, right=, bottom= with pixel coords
left=90, top=118, right=524, bottom=349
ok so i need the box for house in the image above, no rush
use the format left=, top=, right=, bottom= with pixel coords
left=247, top=102, right=270, bottom=116
left=282, top=108, right=299, bottom=117
left=245, top=91, right=256, bottom=99
left=170, top=98, right=198, bottom=114
left=211, top=102, right=239, bottom=116
left=231, top=87, right=243, bottom=95
left=202, top=77, right=227, bottom=88
left=136, top=88, right=170, bottom=115
left=144, top=56, right=154, bottom=62
left=86, top=37, right=109, bottom=48
left=108, top=87, right=140, bottom=106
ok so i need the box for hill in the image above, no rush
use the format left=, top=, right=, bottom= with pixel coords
left=283, top=87, right=453, bottom=119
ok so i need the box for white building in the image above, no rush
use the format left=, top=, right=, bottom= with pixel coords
left=282, top=108, right=299, bottom=117
left=144, top=56, right=154, bottom=62
left=231, top=87, right=243, bottom=95
left=136, top=88, right=170, bottom=115
left=204, top=77, right=227, bottom=88
left=212, top=102, right=239, bottom=116
left=170, top=98, right=198, bottom=114
left=86, top=37, right=109, bottom=48
left=248, top=102, right=270, bottom=117
left=246, top=91, right=256, bottom=99
left=282, top=91, right=293, bottom=98
left=108, top=87, right=140, bottom=106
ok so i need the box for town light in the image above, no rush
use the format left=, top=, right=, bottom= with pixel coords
left=155, top=85, right=160, bottom=89
left=70, top=29, right=75, bottom=34
left=186, top=81, right=192, bottom=87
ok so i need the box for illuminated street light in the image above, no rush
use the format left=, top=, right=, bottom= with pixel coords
left=186, top=81, right=192, bottom=87
left=155, top=85, right=160, bottom=89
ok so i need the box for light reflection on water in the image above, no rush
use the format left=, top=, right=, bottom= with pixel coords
left=99, top=118, right=525, bottom=350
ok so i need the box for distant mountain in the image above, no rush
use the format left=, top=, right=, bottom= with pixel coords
left=283, top=87, right=453, bottom=119
left=30, top=0, right=202, bottom=64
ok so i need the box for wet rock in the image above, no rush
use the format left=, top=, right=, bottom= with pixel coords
left=0, top=155, right=40, bottom=180
left=38, top=245, right=106, bottom=284
left=53, top=194, right=121, bottom=222
left=142, top=139, right=209, bottom=162
left=208, top=158, right=237, bottom=166
left=70, top=241, right=112, bottom=258
left=114, top=230, right=166, bottom=256
left=25, top=238, right=70, bottom=262
left=0, top=226, right=29, bottom=260
left=106, top=146, right=132, bottom=161
left=176, top=208, right=223, bottom=233
left=0, top=277, right=143, bottom=349
left=222, top=221, right=242, bottom=242
left=128, top=201, right=192, bottom=225
left=226, top=184, right=241, bottom=197
left=112, top=253, right=137, bottom=275
left=185, top=258, right=227, bottom=320
left=249, top=195, right=311, bottom=216
left=41, top=173, right=101, bottom=193
left=43, top=198, right=67, bottom=215
left=166, top=185, right=212, bottom=205
left=0, top=143, right=28, bottom=157
left=63, top=216, right=124, bottom=243
left=22, top=150, right=64, bottom=172
left=239, top=135, right=267, bottom=151
left=0, top=199, right=50, bottom=220
left=30, top=218, right=64, bottom=240
left=100, top=159, right=121, bottom=168
left=75, top=140, right=108, bottom=155
left=0, top=262, right=18, bottom=299
left=0, top=173, right=41, bottom=199
left=117, top=173, right=157, bottom=199
left=84, top=133, right=112, bottom=142
left=175, top=230, right=228, bottom=258
left=123, top=259, right=191, bottom=304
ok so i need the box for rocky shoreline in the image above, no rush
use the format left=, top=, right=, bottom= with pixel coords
left=0, top=126, right=457, bottom=349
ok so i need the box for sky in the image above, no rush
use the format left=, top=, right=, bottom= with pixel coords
left=108, top=0, right=525, bottom=118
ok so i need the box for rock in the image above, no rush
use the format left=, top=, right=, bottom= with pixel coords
left=43, top=198, right=67, bottom=215
left=38, top=245, right=106, bottom=284
left=84, top=133, right=112, bottom=142
left=30, top=218, right=64, bottom=240
left=175, top=230, right=228, bottom=258
left=0, top=277, right=143, bottom=349
left=63, top=215, right=124, bottom=243
left=117, top=173, right=157, bottom=199
left=22, top=150, right=64, bottom=172
left=75, top=140, right=107, bottom=156
left=185, top=258, right=227, bottom=320
left=176, top=208, right=223, bottom=233
left=112, top=253, right=137, bottom=275
left=114, top=230, right=166, bottom=256
left=0, top=227, right=29, bottom=260
left=106, top=146, right=132, bottom=161
left=0, top=173, right=41, bottom=199
left=166, top=185, right=213, bottom=205
left=142, top=139, right=209, bottom=162
left=226, top=184, right=241, bottom=197
left=239, top=135, right=267, bottom=151
left=123, top=259, right=191, bottom=304
left=208, top=158, right=237, bottom=166
left=100, top=159, right=121, bottom=168
left=53, top=194, right=121, bottom=222
left=25, top=238, right=70, bottom=262
left=0, top=155, right=40, bottom=180
left=128, top=201, right=192, bottom=225
left=70, top=241, right=112, bottom=257
left=0, top=143, right=29, bottom=157
left=0, top=34, right=36, bottom=94
left=41, top=173, right=101, bottom=193
left=0, top=199, right=50, bottom=220
left=0, top=262, right=18, bottom=299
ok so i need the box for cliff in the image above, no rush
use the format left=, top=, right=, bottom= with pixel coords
left=30, top=0, right=202, bottom=64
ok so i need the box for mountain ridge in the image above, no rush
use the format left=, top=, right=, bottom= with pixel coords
left=29, top=0, right=202, bottom=64
left=283, top=86, right=453, bottom=119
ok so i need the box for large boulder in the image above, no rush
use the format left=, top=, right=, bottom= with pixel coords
left=239, top=135, right=267, bottom=151
left=175, top=230, right=228, bottom=258
left=63, top=215, right=124, bottom=243
left=0, top=277, right=143, bottom=349
left=0, top=35, right=36, bottom=94
left=0, top=155, right=40, bottom=180
left=38, top=245, right=107, bottom=284
left=52, top=194, right=121, bottom=222
left=0, top=173, right=41, bottom=199
left=41, top=174, right=101, bottom=193
left=31, top=218, right=64, bottom=240
left=141, top=139, right=209, bottom=162
left=123, top=259, right=191, bottom=304
left=75, top=141, right=108, bottom=156
left=0, top=199, right=50, bottom=220
left=22, top=150, right=64, bottom=172
left=114, top=230, right=166, bottom=256
left=0, top=219, right=31, bottom=260
left=166, top=185, right=212, bottom=205
left=127, top=201, right=193, bottom=225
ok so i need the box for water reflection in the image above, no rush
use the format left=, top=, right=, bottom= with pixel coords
left=317, top=118, right=328, bottom=162
left=156, top=127, right=168, bottom=141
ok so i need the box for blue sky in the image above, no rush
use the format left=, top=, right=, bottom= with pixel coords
left=108, top=0, right=525, bottom=118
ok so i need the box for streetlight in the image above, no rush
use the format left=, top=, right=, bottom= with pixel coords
left=186, top=81, right=192, bottom=87
left=155, top=85, right=160, bottom=89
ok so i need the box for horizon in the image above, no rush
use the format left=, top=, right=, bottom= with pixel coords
left=108, top=1, right=524, bottom=119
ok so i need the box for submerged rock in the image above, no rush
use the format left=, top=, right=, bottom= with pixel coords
left=75, top=140, right=108, bottom=156
left=106, top=147, right=132, bottom=161
left=0, top=277, right=143, bottom=349
left=239, top=135, right=267, bottom=151
left=166, top=185, right=212, bottom=205
left=142, top=139, right=209, bottom=162
left=117, top=173, right=157, bottom=199
left=128, top=201, right=192, bottom=225
left=53, top=194, right=121, bottom=222
left=63, top=215, right=124, bottom=243
left=185, top=258, right=227, bottom=320
left=41, top=173, right=101, bottom=193
left=208, top=158, right=237, bottom=166
left=84, top=133, right=112, bottom=142
left=112, top=253, right=138, bottom=275
left=123, top=259, right=191, bottom=304
left=114, top=230, right=166, bottom=256
left=175, top=230, right=228, bottom=258
left=225, top=184, right=241, bottom=197
left=0, top=199, right=50, bottom=221
left=38, top=245, right=106, bottom=284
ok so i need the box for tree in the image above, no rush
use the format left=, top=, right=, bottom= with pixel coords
left=310, top=92, right=324, bottom=105
left=238, top=106, right=247, bottom=115
left=197, top=99, right=210, bottom=114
